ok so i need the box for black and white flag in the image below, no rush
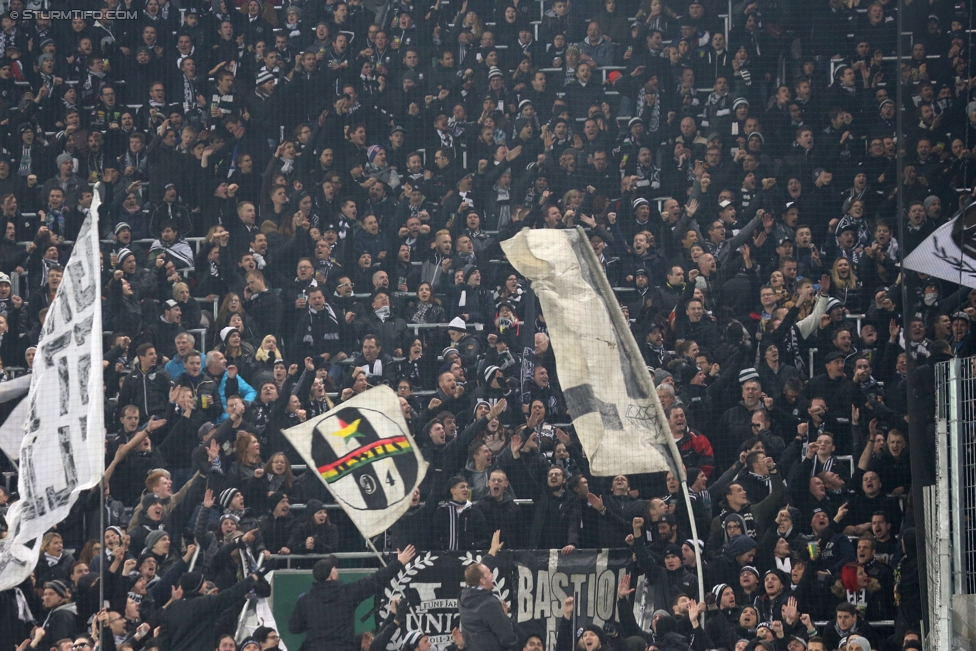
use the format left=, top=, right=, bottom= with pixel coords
left=904, top=201, right=976, bottom=286
left=501, top=227, right=681, bottom=477
left=283, top=386, right=428, bottom=538
left=0, top=208, right=104, bottom=590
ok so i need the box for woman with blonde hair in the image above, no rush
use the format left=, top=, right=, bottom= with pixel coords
left=561, top=188, right=583, bottom=214
left=34, top=531, right=75, bottom=588
left=248, top=334, right=283, bottom=384
left=830, top=257, right=865, bottom=313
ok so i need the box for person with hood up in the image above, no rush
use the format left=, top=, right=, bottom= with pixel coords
left=287, top=499, right=339, bottom=555
left=707, top=534, right=759, bottom=589
left=458, top=531, right=514, bottom=651
left=289, top=546, right=416, bottom=651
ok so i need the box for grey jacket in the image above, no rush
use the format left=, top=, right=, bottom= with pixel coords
left=458, top=556, right=517, bottom=651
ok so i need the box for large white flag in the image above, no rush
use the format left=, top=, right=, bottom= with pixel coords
left=904, top=203, right=976, bottom=287
left=0, top=209, right=104, bottom=590
left=283, top=386, right=428, bottom=538
left=501, top=227, right=681, bottom=477
left=0, top=374, right=33, bottom=464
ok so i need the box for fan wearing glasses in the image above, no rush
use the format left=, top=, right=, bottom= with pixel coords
left=71, top=637, right=94, bottom=651
left=252, top=625, right=282, bottom=651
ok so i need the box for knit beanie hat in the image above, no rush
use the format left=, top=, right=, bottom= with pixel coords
left=219, top=487, right=241, bottom=509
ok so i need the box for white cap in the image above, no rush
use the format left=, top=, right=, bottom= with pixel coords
left=448, top=317, right=467, bottom=331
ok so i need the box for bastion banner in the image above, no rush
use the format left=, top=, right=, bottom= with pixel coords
left=375, top=549, right=630, bottom=651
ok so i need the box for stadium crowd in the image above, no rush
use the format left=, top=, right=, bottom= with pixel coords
left=0, top=0, right=971, bottom=649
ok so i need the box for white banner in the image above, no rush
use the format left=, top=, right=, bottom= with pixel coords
left=283, top=386, right=428, bottom=538
left=903, top=208, right=976, bottom=288
left=0, top=207, right=104, bottom=590
left=0, top=374, right=33, bottom=464
left=235, top=574, right=288, bottom=651
left=500, top=227, right=680, bottom=477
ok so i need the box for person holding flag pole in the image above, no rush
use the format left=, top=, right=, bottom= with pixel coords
left=288, top=545, right=417, bottom=651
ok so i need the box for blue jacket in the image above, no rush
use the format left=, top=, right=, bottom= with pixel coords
left=215, top=372, right=257, bottom=422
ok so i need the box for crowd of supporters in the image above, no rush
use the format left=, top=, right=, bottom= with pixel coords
left=0, top=0, right=972, bottom=649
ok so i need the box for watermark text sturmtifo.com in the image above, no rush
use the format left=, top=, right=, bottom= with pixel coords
left=8, top=10, right=139, bottom=20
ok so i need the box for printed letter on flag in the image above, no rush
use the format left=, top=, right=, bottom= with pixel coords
left=0, top=210, right=104, bottom=590
left=283, top=386, right=428, bottom=538
left=501, top=227, right=681, bottom=477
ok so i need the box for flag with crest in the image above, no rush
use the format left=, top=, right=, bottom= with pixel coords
left=283, top=386, right=428, bottom=538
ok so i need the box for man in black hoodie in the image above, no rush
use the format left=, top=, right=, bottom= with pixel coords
left=529, top=466, right=580, bottom=553
left=475, top=468, right=522, bottom=548
left=290, top=546, right=416, bottom=651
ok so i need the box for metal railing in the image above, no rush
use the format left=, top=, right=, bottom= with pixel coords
left=931, top=355, right=976, bottom=648
left=939, top=357, right=976, bottom=594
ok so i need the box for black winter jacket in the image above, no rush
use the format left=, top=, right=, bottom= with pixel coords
left=458, top=554, right=517, bottom=651
left=157, top=575, right=256, bottom=651
left=289, top=561, right=404, bottom=651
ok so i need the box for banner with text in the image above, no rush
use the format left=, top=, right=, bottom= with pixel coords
left=377, top=549, right=629, bottom=651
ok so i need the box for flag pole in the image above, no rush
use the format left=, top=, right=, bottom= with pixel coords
left=365, top=536, right=388, bottom=567
left=94, top=185, right=106, bottom=640
left=679, top=480, right=705, bottom=613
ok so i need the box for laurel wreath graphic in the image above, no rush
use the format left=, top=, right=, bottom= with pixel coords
left=380, top=552, right=439, bottom=617
left=932, top=233, right=976, bottom=275
left=459, top=552, right=510, bottom=605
